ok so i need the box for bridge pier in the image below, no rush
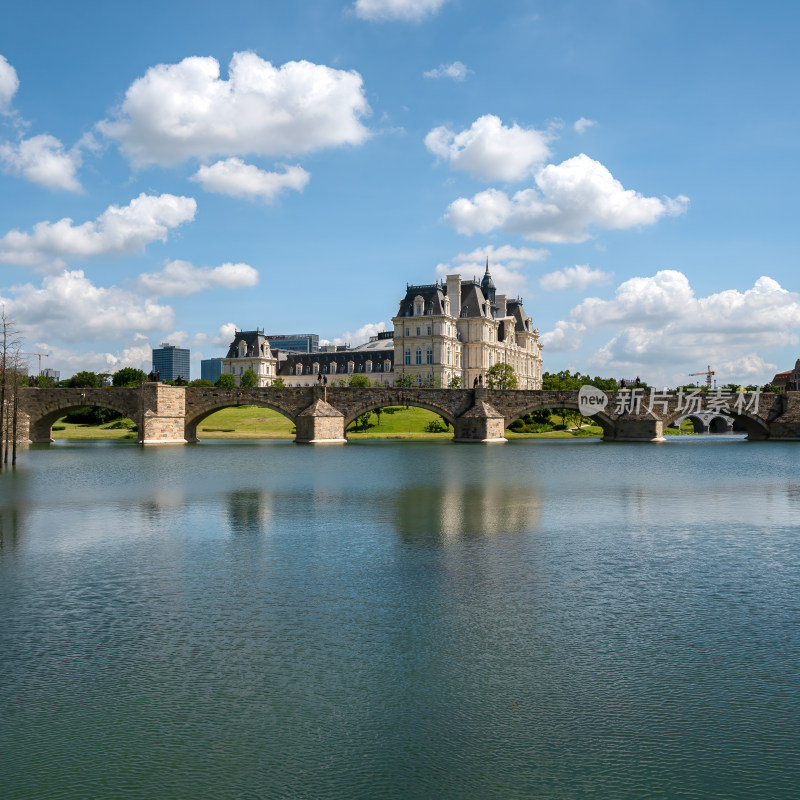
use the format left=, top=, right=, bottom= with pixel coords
left=138, top=383, right=187, bottom=445
left=607, top=417, right=666, bottom=442
left=453, top=395, right=507, bottom=443
left=295, top=397, right=347, bottom=444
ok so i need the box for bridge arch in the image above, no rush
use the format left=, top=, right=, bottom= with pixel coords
left=28, top=399, right=138, bottom=443
left=184, top=400, right=298, bottom=442
left=665, top=408, right=767, bottom=440
left=342, top=398, right=458, bottom=429
left=505, top=400, right=616, bottom=439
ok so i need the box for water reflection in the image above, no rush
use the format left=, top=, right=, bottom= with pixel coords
left=0, top=505, right=22, bottom=551
left=393, top=483, right=540, bottom=541
left=226, top=490, right=272, bottom=535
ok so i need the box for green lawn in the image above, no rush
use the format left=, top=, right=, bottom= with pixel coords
left=50, top=405, right=615, bottom=441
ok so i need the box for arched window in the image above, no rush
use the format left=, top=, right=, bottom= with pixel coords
left=404, top=349, right=411, bottom=366
left=384, top=359, right=392, bottom=373
left=305, top=365, right=311, bottom=375
left=347, top=361, right=354, bottom=373
left=296, top=364, right=303, bottom=375
left=426, top=347, right=433, bottom=365
left=366, top=361, right=372, bottom=372
left=446, top=346, right=451, bottom=365
left=330, top=362, right=337, bottom=374
left=312, top=363, right=319, bottom=374
left=415, top=348, right=422, bottom=365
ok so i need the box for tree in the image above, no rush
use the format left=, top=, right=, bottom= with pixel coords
left=486, top=362, right=518, bottom=390
left=0, top=307, right=23, bottom=468
left=348, top=374, right=370, bottom=387
left=112, top=367, right=147, bottom=387
left=240, top=368, right=258, bottom=388
left=395, top=374, right=418, bottom=388
left=542, top=370, right=618, bottom=391
left=34, top=375, right=57, bottom=388
left=215, top=373, right=237, bottom=388
left=448, top=375, right=463, bottom=388
left=271, top=377, right=285, bottom=387
left=65, top=371, right=101, bottom=388
left=189, top=379, right=214, bottom=387
left=355, top=412, right=372, bottom=431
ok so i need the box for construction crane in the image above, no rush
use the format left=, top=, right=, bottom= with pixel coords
left=689, top=365, right=715, bottom=389
left=20, top=352, right=50, bottom=374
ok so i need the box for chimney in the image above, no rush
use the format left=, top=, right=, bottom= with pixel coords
left=496, top=294, right=507, bottom=318
left=446, top=274, right=461, bottom=316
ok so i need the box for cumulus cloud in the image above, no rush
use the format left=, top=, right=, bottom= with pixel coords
left=434, top=243, right=549, bottom=296
left=323, top=322, right=386, bottom=347
left=0, top=134, right=82, bottom=191
left=426, top=114, right=551, bottom=182
left=30, top=334, right=156, bottom=376
left=0, top=270, right=174, bottom=343
left=446, top=153, right=689, bottom=242
left=99, top=52, right=370, bottom=167
left=190, top=158, right=309, bottom=202
left=136, top=259, right=259, bottom=297
left=0, top=55, right=19, bottom=110
left=0, top=193, right=196, bottom=267
left=539, top=264, right=613, bottom=292
left=353, top=0, right=451, bottom=21
left=574, top=117, right=596, bottom=134
left=542, top=270, right=800, bottom=385
left=424, top=61, right=469, bottom=81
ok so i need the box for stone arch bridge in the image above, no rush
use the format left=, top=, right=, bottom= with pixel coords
left=16, top=384, right=800, bottom=445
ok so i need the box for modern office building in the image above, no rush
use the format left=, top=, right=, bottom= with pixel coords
left=152, top=343, right=190, bottom=382
left=40, top=368, right=60, bottom=381
left=264, top=333, right=319, bottom=353
left=200, top=358, right=224, bottom=383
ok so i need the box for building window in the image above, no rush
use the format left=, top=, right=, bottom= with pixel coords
left=366, top=361, right=372, bottom=372
left=405, top=327, right=410, bottom=337
left=415, top=303, right=422, bottom=316
left=426, top=347, right=433, bottom=365
left=447, top=346, right=451, bottom=365
left=330, top=362, right=337, bottom=374
left=296, top=365, right=303, bottom=375
left=427, top=325, right=432, bottom=336
left=416, top=326, right=421, bottom=337
left=384, top=360, right=392, bottom=373
left=347, top=361, right=354, bottom=373
left=312, top=363, right=319, bottom=374
left=405, top=349, right=411, bottom=366
left=415, top=348, right=422, bottom=365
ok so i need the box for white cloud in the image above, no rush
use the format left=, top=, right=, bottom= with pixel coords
left=446, top=153, right=689, bottom=242
left=0, top=270, right=174, bottom=343
left=542, top=271, right=800, bottom=385
left=0, top=134, right=82, bottom=191
left=353, top=0, right=450, bottom=21
left=190, top=158, right=309, bottom=202
left=434, top=243, right=549, bottom=296
left=423, top=61, right=469, bottom=81
left=0, top=55, right=19, bottom=110
left=539, top=264, right=613, bottom=292
left=137, top=259, right=259, bottom=297
left=573, top=117, right=596, bottom=134
left=0, top=193, right=196, bottom=267
left=324, top=321, right=386, bottom=347
left=425, top=114, right=551, bottom=182
left=29, top=334, right=156, bottom=376
left=99, top=52, right=370, bottom=167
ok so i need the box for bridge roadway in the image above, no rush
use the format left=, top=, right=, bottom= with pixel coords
left=17, top=384, right=800, bottom=444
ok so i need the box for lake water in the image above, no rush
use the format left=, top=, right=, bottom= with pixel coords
left=1, top=437, right=799, bottom=799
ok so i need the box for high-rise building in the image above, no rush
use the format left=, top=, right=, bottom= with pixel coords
left=201, top=358, right=224, bottom=383
left=264, top=333, right=319, bottom=353
left=152, top=343, right=190, bottom=382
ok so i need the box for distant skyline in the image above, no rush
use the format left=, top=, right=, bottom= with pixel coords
left=1, top=0, right=799, bottom=385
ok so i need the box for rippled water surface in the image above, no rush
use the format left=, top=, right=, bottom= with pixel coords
left=2, top=438, right=799, bottom=799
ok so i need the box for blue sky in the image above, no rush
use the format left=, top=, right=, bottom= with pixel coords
left=1, top=0, right=798, bottom=384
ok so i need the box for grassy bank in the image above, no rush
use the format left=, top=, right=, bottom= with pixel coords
left=50, top=405, right=620, bottom=441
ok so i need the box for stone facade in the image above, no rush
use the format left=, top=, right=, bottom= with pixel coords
left=392, top=265, right=543, bottom=390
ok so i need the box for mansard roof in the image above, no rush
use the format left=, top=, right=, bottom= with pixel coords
left=506, top=299, right=531, bottom=332
left=458, top=280, right=488, bottom=318
left=225, top=329, right=270, bottom=358
left=396, top=282, right=448, bottom=317
left=276, top=348, right=394, bottom=376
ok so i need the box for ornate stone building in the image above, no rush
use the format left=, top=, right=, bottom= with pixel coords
left=392, top=262, right=543, bottom=389
left=218, top=262, right=543, bottom=389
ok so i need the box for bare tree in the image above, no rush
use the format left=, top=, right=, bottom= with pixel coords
left=0, top=306, right=23, bottom=469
